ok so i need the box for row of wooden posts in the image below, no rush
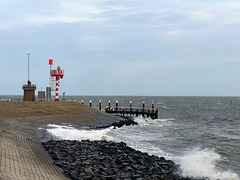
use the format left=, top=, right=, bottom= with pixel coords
left=81, top=100, right=159, bottom=119
left=81, top=100, right=156, bottom=110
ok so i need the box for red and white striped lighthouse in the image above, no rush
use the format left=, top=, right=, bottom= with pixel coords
left=49, top=60, right=64, bottom=101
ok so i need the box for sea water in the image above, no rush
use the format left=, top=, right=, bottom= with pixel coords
left=4, top=96, right=239, bottom=180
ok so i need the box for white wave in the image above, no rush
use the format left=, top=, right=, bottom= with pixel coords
left=133, top=116, right=156, bottom=125
left=177, top=148, right=239, bottom=180
left=46, top=124, right=113, bottom=141
left=47, top=124, right=71, bottom=128
left=133, top=116, right=175, bottom=126
left=159, top=118, right=176, bottom=122
left=46, top=122, right=171, bottom=158
left=161, top=105, right=170, bottom=109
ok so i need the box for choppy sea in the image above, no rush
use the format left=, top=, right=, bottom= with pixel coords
left=3, top=96, right=240, bottom=180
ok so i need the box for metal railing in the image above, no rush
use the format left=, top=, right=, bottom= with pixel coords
left=50, top=70, right=64, bottom=76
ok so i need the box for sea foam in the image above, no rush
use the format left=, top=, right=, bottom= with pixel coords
left=46, top=124, right=113, bottom=141
left=177, top=148, right=239, bottom=180
left=134, top=116, right=175, bottom=126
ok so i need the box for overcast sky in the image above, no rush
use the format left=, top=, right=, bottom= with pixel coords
left=1, top=0, right=240, bottom=96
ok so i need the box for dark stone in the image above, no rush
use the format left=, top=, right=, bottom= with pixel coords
left=122, top=162, right=130, bottom=166
left=111, top=119, right=138, bottom=128
left=114, top=158, right=122, bottom=165
left=72, top=161, right=81, bottom=167
left=105, top=175, right=115, bottom=180
left=82, top=161, right=91, bottom=166
left=54, top=160, right=63, bottom=166
left=132, top=174, right=141, bottom=178
left=84, top=168, right=93, bottom=174
left=69, top=170, right=78, bottom=180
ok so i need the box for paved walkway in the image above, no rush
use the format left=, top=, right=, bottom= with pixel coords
left=0, top=127, right=69, bottom=180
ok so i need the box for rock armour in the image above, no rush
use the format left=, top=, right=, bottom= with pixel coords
left=43, top=140, right=205, bottom=180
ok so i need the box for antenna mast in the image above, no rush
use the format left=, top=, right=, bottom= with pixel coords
left=27, top=53, right=30, bottom=82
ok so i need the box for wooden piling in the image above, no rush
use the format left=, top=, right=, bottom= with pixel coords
left=156, top=108, right=158, bottom=119
left=130, top=101, right=132, bottom=112
left=142, top=101, right=145, bottom=112
left=108, top=100, right=111, bottom=111
left=99, top=100, right=101, bottom=111
left=152, top=101, right=154, bottom=113
left=116, top=100, right=118, bottom=111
